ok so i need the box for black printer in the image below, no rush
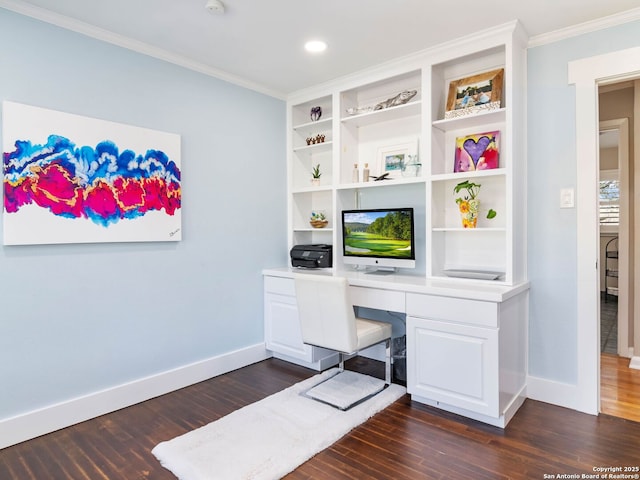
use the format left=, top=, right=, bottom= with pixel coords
left=290, top=244, right=332, bottom=268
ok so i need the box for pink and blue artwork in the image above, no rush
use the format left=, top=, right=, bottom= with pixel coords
left=2, top=101, right=181, bottom=245
left=454, top=130, right=500, bottom=173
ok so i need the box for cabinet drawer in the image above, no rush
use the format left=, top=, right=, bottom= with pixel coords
left=350, top=286, right=405, bottom=313
left=406, top=293, right=497, bottom=327
left=264, top=276, right=295, bottom=296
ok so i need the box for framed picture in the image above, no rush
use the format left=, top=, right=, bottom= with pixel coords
left=445, top=68, right=504, bottom=119
left=3, top=101, right=181, bottom=245
left=454, top=130, right=500, bottom=172
left=376, top=141, right=417, bottom=180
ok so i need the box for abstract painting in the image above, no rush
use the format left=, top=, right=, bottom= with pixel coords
left=3, top=101, right=181, bottom=245
left=454, top=130, right=500, bottom=173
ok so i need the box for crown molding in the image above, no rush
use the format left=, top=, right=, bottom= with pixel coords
left=3, top=0, right=639, bottom=98
left=528, top=7, right=640, bottom=48
left=0, top=0, right=286, bottom=100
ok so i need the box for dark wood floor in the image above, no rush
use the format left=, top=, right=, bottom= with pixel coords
left=2, top=357, right=639, bottom=480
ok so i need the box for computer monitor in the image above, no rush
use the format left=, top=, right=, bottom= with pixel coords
left=341, top=207, right=415, bottom=273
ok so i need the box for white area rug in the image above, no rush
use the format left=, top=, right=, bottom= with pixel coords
left=152, top=368, right=406, bottom=480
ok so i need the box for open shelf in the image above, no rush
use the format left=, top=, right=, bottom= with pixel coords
left=341, top=101, right=421, bottom=128
left=432, top=108, right=505, bottom=132
left=286, top=24, right=525, bottom=286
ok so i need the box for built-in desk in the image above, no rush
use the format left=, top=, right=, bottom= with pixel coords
left=263, top=267, right=529, bottom=427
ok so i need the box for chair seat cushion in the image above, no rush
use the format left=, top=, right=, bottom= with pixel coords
left=355, top=318, right=392, bottom=351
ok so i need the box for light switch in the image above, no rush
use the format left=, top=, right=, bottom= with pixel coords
left=560, top=188, right=575, bottom=208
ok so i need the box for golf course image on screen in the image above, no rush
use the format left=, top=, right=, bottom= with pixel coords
left=343, top=209, right=413, bottom=259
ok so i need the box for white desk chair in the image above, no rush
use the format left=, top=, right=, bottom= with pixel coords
left=294, top=273, right=392, bottom=409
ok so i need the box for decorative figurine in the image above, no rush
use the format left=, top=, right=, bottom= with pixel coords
left=371, top=172, right=391, bottom=181
left=310, top=106, right=322, bottom=121
left=374, top=90, right=417, bottom=110
left=306, top=134, right=325, bottom=145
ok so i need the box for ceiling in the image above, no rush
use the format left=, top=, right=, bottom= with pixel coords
left=2, top=0, right=640, bottom=98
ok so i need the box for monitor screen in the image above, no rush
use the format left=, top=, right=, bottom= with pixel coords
left=341, top=207, right=415, bottom=271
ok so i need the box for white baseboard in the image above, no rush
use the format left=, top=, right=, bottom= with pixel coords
left=629, top=356, right=640, bottom=370
left=0, top=343, right=271, bottom=449
left=410, top=389, right=526, bottom=428
left=526, top=374, right=598, bottom=415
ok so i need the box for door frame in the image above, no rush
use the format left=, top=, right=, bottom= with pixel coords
left=569, top=46, right=640, bottom=414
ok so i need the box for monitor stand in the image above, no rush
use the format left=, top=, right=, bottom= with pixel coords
left=365, top=267, right=396, bottom=275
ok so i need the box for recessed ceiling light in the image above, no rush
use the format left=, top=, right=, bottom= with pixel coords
left=305, top=40, right=327, bottom=53
left=205, top=0, right=225, bottom=14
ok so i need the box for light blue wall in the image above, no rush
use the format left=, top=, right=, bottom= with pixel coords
left=3, top=7, right=639, bottom=422
left=527, top=20, right=640, bottom=383
left=0, top=10, right=286, bottom=418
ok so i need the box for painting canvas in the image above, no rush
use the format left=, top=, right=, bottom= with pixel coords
left=454, top=130, right=500, bottom=173
left=2, top=101, right=181, bottom=245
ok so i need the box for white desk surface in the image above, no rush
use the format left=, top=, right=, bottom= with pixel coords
left=263, top=267, right=529, bottom=303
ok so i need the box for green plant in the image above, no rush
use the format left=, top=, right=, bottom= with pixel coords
left=312, top=163, right=321, bottom=179
left=310, top=211, right=326, bottom=221
left=453, top=180, right=497, bottom=219
left=453, top=180, right=481, bottom=203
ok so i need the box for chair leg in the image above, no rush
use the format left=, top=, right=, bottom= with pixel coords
left=338, top=353, right=345, bottom=372
left=385, top=338, right=392, bottom=385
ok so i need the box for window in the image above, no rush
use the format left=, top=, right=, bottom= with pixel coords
left=599, top=169, right=619, bottom=231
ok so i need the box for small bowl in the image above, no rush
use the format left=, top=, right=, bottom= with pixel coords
left=309, top=220, right=328, bottom=228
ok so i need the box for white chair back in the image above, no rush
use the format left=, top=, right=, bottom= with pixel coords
left=294, top=274, right=358, bottom=353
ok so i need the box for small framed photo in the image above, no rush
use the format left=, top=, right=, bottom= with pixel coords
left=445, top=68, right=504, bottom=119
left=376, top=141, right=417, bottom=180
left=454, top=130, right=500, bottom=172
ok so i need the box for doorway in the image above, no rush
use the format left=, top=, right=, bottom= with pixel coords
left=598, top=112, right=630, bottom=360
left=597, top=112, right=637, bottom=421
left=569, top=46, right=640, bottom=417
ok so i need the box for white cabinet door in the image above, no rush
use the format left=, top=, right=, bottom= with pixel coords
left=264, top=293, right=312, bottom=362
left=407, top=315, right=499, bottom=417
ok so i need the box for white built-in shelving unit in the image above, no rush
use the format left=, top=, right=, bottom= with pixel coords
left=286, top=21, right=527, bottom=286
left=272, top=21, right=529, bottom=426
